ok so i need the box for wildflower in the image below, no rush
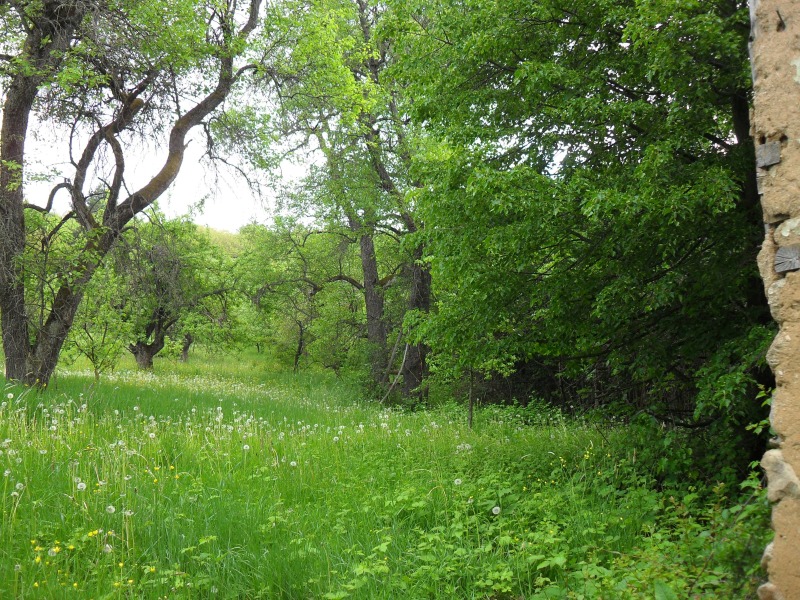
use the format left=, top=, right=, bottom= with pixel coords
left=6, top=393, right=12, bottom=399
left=3, top=469, right=10, bottom=477
left=454, top=478, right=462, bottom=486
left=148, top=432, right=156, bottom=439
left=76, top=482, right=87, bottom=491
left=15, top=482, right=23, bottom=490
left=242, top=444, right=250, bottom=451
left=290, top=461, right=297, bottom=467
left=106, top=505, right=116, bottom=514
left=333, top=436, right=339, bottom=443
left=103, top=544, right=113, bottom=553
left=492, top=506, right=501, bottom=515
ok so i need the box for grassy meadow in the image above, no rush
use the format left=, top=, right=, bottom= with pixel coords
left=1, top=352, right=770, bottom=599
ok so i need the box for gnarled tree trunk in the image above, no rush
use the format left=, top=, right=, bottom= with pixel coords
left=0, top=1, right=85, bottom=383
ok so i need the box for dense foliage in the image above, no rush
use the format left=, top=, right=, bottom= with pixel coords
left=388, top=0, right=770, bottom=417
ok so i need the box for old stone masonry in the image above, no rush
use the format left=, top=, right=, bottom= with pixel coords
left=750, top=1, right=800, bottom=598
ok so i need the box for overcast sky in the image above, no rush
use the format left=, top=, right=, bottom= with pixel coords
left=25, top=124, right=277, bottom=233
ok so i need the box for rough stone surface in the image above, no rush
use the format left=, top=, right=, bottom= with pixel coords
left=762, top=450, right=800, bottom=502
left=775, top=217, right=800, bottom=246
left=759, top=582, right=785, bottom=600
left=751, top=1, right=800, bottom=597
left=762, top=541, right=775, bottom=572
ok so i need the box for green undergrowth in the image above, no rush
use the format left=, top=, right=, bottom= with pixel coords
left=1, top=354, right=769, bottom=598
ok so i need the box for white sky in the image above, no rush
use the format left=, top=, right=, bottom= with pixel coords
left=25, top=124, right=279, bottom=233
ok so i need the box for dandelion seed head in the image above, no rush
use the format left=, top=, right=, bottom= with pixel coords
left=492, top=506, right=501, bottom=515
left=76, top=482, right=87, bottom=491
left=242, top=444, right=250, bottom=451
left=106, top=505, right=116, bottom=514
left=454, top=478, right=462, bottom=486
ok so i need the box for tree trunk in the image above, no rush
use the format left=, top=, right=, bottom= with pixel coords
left=401, top=246, right=432, bottom=399
left=0, top=2, right=84, bottom=382
left=359, top=231, right=389, bottom=382
left=749, top=2, right=800, bottom=597
left=180, top=333, right=194, bottom=362
left=293, top=322, right=305, bottom=373
left=129, top=340, right=164, bottom=370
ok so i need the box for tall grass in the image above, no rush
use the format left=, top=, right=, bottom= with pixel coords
left=0, top=353, right=769, bottom=598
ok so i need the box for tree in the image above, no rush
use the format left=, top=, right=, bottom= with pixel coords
left=236, top=220, right=384, bottom=374
left=65, top=259, right=132, bottom=381
left=222, top=0, right=431, bottom=396
left=115, top=215, right=235, bottom=370
left=0, top=0, right=263, bottom=385
left=388, top=0, right=770, bottom=425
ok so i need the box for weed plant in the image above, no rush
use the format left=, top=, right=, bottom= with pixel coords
left=0, top=354, right=769, bottom=598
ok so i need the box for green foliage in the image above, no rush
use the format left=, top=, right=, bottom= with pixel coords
left=64, top=262, right=133, bottom=380
left=389, top=0, right=769, bottom=423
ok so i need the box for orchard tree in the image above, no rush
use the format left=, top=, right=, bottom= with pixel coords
left=66, top=259, right=132, bottom=381
left=237, top=220, right=380, bottom=373
left=116, top=215, right=235, bottom=370
left=0, top=0, right=263, bottom=385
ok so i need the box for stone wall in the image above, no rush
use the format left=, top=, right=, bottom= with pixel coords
left=750, top=1, right=800, bottom=598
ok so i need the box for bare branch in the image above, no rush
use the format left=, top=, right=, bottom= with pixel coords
left=24, top=181, right=72, bottom=213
